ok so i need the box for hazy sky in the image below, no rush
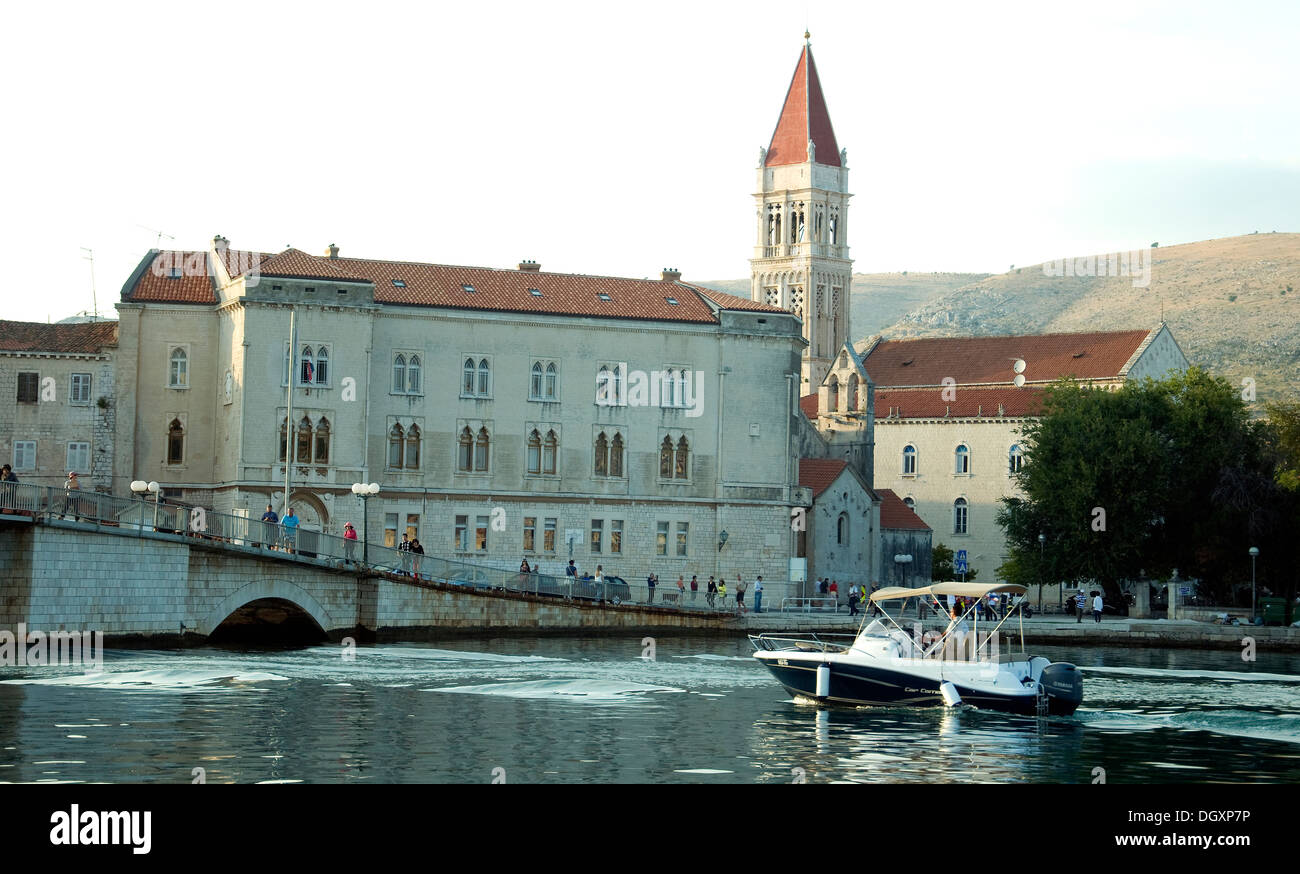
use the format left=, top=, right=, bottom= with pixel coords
left=3, top=0, right=1297, bottom=323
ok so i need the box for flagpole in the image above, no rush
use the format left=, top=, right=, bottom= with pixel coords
left=285, top=306, right=296, bottom=515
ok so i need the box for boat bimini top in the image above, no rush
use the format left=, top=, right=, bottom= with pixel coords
left=869, top=582, right=1027, bottom=602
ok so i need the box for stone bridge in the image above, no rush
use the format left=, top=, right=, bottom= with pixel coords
left=0, top=518, right=739, bottom=644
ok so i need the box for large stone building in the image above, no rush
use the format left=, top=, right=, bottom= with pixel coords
left=858, top=325, right=1189, bottom=582
left=0, top=320, right=119, bottom=491
left=113, top=240, right=810, bottom=584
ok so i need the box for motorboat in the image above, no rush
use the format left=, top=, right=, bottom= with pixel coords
left=749, top=582, right=1083, bottom=716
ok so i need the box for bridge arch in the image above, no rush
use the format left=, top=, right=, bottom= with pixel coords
left=202, top=578, right=338, bottom=640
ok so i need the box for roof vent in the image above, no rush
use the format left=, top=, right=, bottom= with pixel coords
left=597, top=293, right=612, bottom=301
left=1072, top=351, right=1085, bottom=358
left=325, top=243, right=339, bottom=260
left=462, top=284, right=476, bottom=293
left=528, top=288, right=542, bottom=297
left=518, top=260, right=541, bottom=272
left=901, top=358, right=914, bottom=366
left=661, top=267, right=681, bottom=282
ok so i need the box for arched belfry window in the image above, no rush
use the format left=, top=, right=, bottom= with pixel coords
left=167, top=418, right=184, bottom=464
left=828, top=375, right=840, bottom=413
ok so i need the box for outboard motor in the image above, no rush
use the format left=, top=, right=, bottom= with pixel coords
left=1039, top=662, right=1083, bottom=715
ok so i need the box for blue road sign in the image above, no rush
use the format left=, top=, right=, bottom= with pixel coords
left=955, top=559, right=968, bottom=574
left=956, top=549, right=967, bottom=562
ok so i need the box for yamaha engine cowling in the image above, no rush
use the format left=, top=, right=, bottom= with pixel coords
left=1039, top=662, right=1083, bottom=715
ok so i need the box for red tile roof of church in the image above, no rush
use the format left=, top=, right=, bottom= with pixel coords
left=874, top=386, right=1046, bottom=419
left=0, top=320, right=118, bottom=353
left=877, top=489, right=931, bottom=531
left=797, top=457, right=850, bottom=498
left=765, top=43, right=841, bottom=168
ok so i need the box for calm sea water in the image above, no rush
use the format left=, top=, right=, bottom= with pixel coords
left=2, top=635, right=1299, bottom=784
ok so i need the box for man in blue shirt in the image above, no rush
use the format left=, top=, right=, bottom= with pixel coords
left=282, top=507, right=300, bottom=554
left=260, top=504, right=278, bottom=550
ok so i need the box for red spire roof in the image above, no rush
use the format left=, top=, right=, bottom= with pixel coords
left=765, top=42, right=840, bottom=168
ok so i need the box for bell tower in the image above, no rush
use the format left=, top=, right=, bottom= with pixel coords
left=751, top=34, right=853, bottom=392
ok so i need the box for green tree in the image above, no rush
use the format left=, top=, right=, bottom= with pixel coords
left=932, top=542, right=977, bottom=581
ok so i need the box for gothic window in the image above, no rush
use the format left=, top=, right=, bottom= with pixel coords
left=528, top=430, right=542, bottom=474
left=662, top=369, right=675, bottom=407
left=848, top=374, right=859, bottom=412
left=764, top=287, right=780, bottom=307
left=955, top=444, right=971, bottom=475
left=610, top=433, right=624, bottom=478
left=169, top=348, right=188, bottom=388
left=593, top=432, right=608, bottom=476
left=902, top=444, right=917, bottom=475
left=789, top=286, right=804, bottom=316
left=315, top=347, right=329, bottom=385
left=314, top=417, right=330, bottom=464
left=954, top=498, right=968, bottom=535
left=477, top=359, right=491, bottom=396
left=405, top=424, right=421, bottom=469
left=829, top=208, right=839, bottom=245
left=1009, top=444, right=1024, bottom=474
left=675, top=435, right=689, bottom=479
left=659, top=436, right=673, bottom=478
left=543, top=430, right=557, bottom=475
left=279, top=418, right=288, bottom=462
left=475, top=427, right=490, bottom=472
left=457, top=427, right=473, bottom=471
left=407, top=355, right=421, bottom=394
left=828, top=375, right=840, bottom=413
left=462, top=358, right=475, bottom=395
left=596, top=364, right=623, bottom=406
left=544, top=362, right=557, bottom=399
left=389, top=424, right=405, bottom=468
left=296, top=416, right=312, bottom=463
left=531, top=363, right=544, bottom=399
left=393, top=354, right=407, bottom=394
left=299, top=346, right=314, bottom=385
left=837, top=512, right=848, bottom=545
left=167, top=418, right=184, bottom=464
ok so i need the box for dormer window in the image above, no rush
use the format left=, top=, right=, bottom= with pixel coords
left=528, top=288, right=542, bottom=297
left=392, top=279, right=406, bottom=288
left=168, top=267, right=182, bottom=280
left=597, top=293, right=612, bottom=301
left=462, top=284, right=476, bottom=293
left=665, top=297, right=679, bottom=305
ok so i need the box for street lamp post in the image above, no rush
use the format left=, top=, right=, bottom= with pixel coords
left=351, top=482, right=380, bottom=565
left=1037, top=533, right=1046, bottom=612
left=1249, top=546, right=1260, bottom=624
left=129, top=480, right=157, bottom=535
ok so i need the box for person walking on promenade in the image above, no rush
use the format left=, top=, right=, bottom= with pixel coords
left=717, top=579, right=728, bottom=610
left=343, top=522, right=358, bottom=564
left=754, top=575, right=764, bottom=613
left=260, top=504, right=278, bottom=550
left=646, top=571, right=657, bottom=604
left=706, top=577, right=716, bottom=608
left=829, top=579, right=838, bottom=608
left=1092, top=591, right=1104, bottom=623
left=736, top=578, right=747, bottom=613
left=281, top=507, right=300, bottom=554
left=1075, top=589, right=1087, bottom=624
left=676, top=575, right=686, bottom=604
left=411, top=538, right=425, bottom=580
left=690, top=575, right=699, bottom=603
left=63, top=471, right=81, bottom=520
left=848, top=583, right=859, bottom=617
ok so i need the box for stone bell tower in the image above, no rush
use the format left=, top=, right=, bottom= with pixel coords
left=751, top=34, right=853, bottom=393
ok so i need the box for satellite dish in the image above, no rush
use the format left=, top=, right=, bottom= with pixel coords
left=1013, top=374, right=1026, bottom=387
left=1012, top=359, right=1026, bottom=374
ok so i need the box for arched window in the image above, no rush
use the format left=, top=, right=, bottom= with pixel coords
left=167, top=418, right=184, bottom=464
left=953, top=497, right=968, bottom=534
left=474, top=427, right=490, bottom=471
left=405, top=424, right=420, bottom=469
left=675, top=435, right=689, bottom=479
left=593, top=432, right=608, bottom=476
left=903, top=496, right=916, bottom=510
left=477, top=359, right=491, bottom=396
left=462, top=358, right=476, bottom=395
left=296, top=416, right=312, bottom=463
left=662, top=369, right=675, bottom=407
left=458, top=427, right=473, bottom=471
left=169, top=348, right=188, bottom=388
left=316, top=346, right=329, bottom=384
left=902, top=444, right=917, bottom=475
left=837, top=512, right=849, bottom=545
left=610, top=433, right=624, bottom=478
left=407, top=355, right=421, bottom=394
left=531, top=363, right=544, bottom=399
left=828, top=374, right=839, bottom=413
left=528, top=430, right=542, bottom=474
left=659, top=436, right=673, bottom=478
left=279, top=417, right=288, bottom=462
left=389, top=424, right=405, bottom=469
left=1009, top=444, right=1024, bottom=474
left=300, top=346, right=314, bottom=385
left=544, top=363, right=557, bottom=399
left=848, top=374, right=859, bottom=411
left=393, top=354, right=406, bottom=393
left=283, top=346, right=291, bottom=385
left=955, top=444, right=970, bottom=475
left=543, top=430, right=557, bottom=475
left=314, top=417, right=330, bottom=464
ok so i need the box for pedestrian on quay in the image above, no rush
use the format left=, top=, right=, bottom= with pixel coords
left=717, top=579, right=728, bottom=610
left=260, top=504, right=278, bottom=550
left=736, top=578, right=747, bottom=613
left=690, top=575, right=699, bottom=603
left=398, top=532, right=412, bottom=576
left=753, top=575, right=764, bottom=613
left=646, top=571, right=657, bottom=603
left=343, top=522, right=358, bottom=563
left=1093, top=591, right=1104, bottom=624
left=281, top=506, right=300, bottom=554
left=848, top=583, right=859, bottom=617
left=411, top=538, right=425, bottom=579
left=829, top=579, right=838, bottom=607
left=706, top=577, right=717, bottom=608
left=988, top=592, right=1001, bottom=621
left=1075, top=589, right=1087, bottom=624
left=676, top=575, right=686, bottom=604
left=63, top=471, right=81, bottom=520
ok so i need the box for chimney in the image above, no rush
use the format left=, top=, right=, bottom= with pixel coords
left=212, top=235, right=229, bottom=250
left=518, top=260, right=541, bottom=272
left=325, top=243, right=339, bottom=260
left=661, top=267, right=682, bottom=282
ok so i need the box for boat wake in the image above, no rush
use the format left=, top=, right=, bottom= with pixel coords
left=428, top=678, right=682, bottom=703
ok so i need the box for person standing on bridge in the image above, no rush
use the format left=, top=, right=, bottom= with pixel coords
left=411, top=538, right=425, bottom=580
left=690, top=575, right=699, bottom=603
left=260, top=505, right=279, bottom=551
left=63, top=471, right=81, bottom=521
left=399, top=533, right=412, bottom=576
left=646, top=571, right=657, bottom=604
left=343, top=522, right=358, bottom=564
left=717, top=579, right=727, bottom=610
left=753, top=575, right=763, bottom=613
left=676, top=575, right=686, bottom=603
left=735, top=578, right=746, bottom=613
left=282, top=507, right=300, bottom=554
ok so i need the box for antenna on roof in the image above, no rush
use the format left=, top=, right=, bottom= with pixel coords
left=79, top=247, right=99, bottom=321
left=136, top=224, right=174, bottom=249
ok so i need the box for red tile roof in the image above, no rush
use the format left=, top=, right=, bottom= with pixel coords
left=877, top=489, right=931, bottom=531
left=798, top=457, right=851, bottom=498
left=0, top=320, right=117, bottom=354
left=127, top=251, right=217, bottom=303
left=766, top=44, right=841, bottom=168
left=860, top=329, right=1155, bottom=387
left=799, top=393, right=819, bottom=419
left=695, top=287, right=789, bottom=313
left=874, top=386, right=1046, bottom=419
